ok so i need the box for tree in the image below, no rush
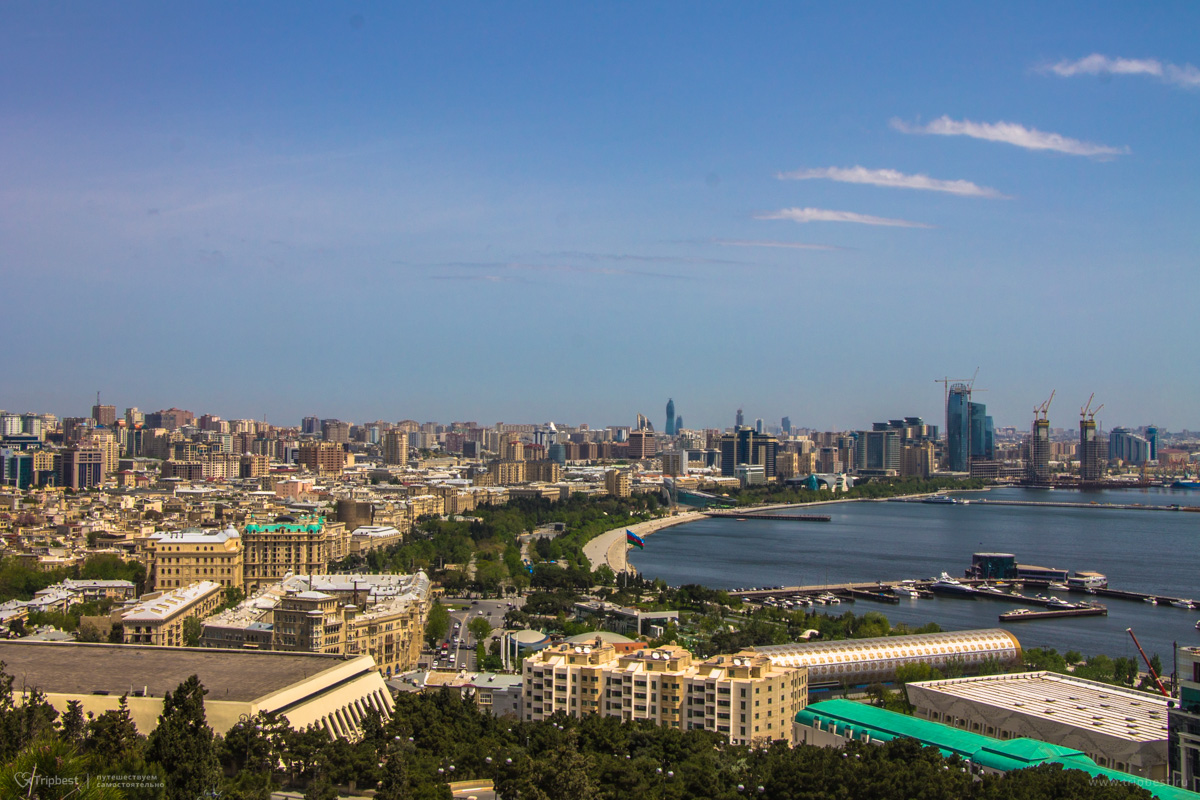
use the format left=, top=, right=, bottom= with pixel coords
left=0, top=737, right=124, bottom=800
left=468, top=615, right=492, bottom=644
left=426, top=600, right=451, bottom=646
left=145, top=675, right=221, bottom=800
left=60, top=699, right=86, bottom=745
left=85, top=695, right=141, bottom=763
left=182, top=615, right=202, bottom=647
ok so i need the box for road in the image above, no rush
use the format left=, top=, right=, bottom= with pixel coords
left=424, top=597, right=516, bottom=672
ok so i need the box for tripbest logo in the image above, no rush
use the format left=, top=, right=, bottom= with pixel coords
left=13, top=771, right=80, bottom=789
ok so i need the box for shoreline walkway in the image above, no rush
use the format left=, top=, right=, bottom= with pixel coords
left=583, top=512, right=705, bottom=573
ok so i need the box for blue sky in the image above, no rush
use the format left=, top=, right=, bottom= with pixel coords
left=2, top=3, right=1197, bottom=431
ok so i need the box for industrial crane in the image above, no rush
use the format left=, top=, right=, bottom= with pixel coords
left=1080, top=394, right=1104, bottom=421
left=1126, top=628, right=1170, bottom=697
left=1034, top=390, right=1055, bottom=421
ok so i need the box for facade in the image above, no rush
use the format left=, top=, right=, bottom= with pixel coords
left=1110, top=428, right=1152, bottom=466
left=627, top=430, right=657, bottom=460
left=855, top=429, right=901, bottom=474
left=488, top=459, right=526, bottom=485
left=1080, top=418, right=1105, bottom=481
left=946, top=385, right=971, bottom=472
left=522, top=639, right=807, bottom=746
left=241, top=516, right=343, bottom=590
left=754, top=629, right=1022, bottom=687
left=0, top=641, right=392, bottom=739
left=604, top=469, right=631, bottom=498
left=91, top=404, right=117, bottom=427
left=719, top=427, right=778, bottom=479
left=61, top=445, right=105, bottom=490
left=382, top=429, right=409, bottom=466
left=297, top=440, right=345, bottom=475
left=906, top=671, right=1168, bottom=780
left=148, top=526, right=244, bottom=591
left=122, top=580, right=224, bottom=646
left=969, top=401, right=995, bottom=461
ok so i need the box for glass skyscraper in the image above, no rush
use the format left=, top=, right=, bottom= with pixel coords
left=665, top=398, right=676, bottom=436
left=946, top=385, right=971, bottom=472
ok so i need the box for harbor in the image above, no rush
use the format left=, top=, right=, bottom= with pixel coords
left=632, top=486, right=1200, bottom=659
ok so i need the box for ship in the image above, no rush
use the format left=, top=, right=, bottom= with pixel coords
left=923, top=495, right=966, bottom=505
left=930, top=572, right=978, bottom=596
left=1173, top=480, right=1200, bottom=489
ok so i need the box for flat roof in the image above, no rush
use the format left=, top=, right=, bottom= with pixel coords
left=0, top=641, right=359, bottom=703
left=908, top=671, right=1168, bottom=743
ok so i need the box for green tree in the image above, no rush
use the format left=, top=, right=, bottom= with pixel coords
left=0, top=737, right=124, bottom=800
left=145, top=675, right=221, bottom=800
left=468, top=615, right=492, bottom=644
left=84, top=695, right=141, bottom=763
left=182, top=615, right=202, bottom=647
left=426, top=600, right=451, bottom=646
left=60, top=699, right=86, bottom=746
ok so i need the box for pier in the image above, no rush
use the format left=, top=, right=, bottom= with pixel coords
left=703, top=511, right=831, bottom=521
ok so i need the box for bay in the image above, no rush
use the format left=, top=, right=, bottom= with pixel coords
left=631, top=487, right=1200, bottom=666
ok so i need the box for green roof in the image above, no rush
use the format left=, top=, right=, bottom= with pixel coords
left=797, top=700, right=1199, bottom=800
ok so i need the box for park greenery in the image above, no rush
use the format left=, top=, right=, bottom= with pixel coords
left=726, top=476, right=988, bottom=507
left=0, top=662, right=1156, bottom=800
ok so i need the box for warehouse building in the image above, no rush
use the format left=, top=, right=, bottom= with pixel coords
left=0, top=641, right=392, bottom=740
left=906, top=671, right=1168, bottom=780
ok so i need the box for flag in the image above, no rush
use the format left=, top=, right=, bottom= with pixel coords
left=626, top=529, right=645, bottom=549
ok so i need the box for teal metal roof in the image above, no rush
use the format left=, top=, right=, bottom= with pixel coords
left=797, top=700, right=1199, bottom=800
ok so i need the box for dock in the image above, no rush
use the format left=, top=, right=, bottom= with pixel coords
left=704, top=512, right=832, bottom=522
left=1000, top=606, right=1108, bottom=622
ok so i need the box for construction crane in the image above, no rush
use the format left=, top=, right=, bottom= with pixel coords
left=1034, top=390, right=1055, bottom=421
left=1126, top=628, right=1170, bottom=697
left=1080, top=393, right=1103, bottom=421
left=935, top=367, right=982, bottom=409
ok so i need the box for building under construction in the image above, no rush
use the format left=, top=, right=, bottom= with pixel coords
left=1026, top=391, right=1054, bottom=484
left=1079, top=395, right=1106, bottom=483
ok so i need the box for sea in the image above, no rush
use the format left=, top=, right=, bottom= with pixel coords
left=630, top=486, right=1200, bottom=665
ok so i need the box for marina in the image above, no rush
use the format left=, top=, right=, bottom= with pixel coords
left=633, top=486, right=1200, bottom=660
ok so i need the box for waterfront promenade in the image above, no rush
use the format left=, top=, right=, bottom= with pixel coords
left=583, top=511, right=705, bottom=573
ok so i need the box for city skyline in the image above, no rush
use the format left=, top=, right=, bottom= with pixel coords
left=2, top=5, right=1198, bottom=428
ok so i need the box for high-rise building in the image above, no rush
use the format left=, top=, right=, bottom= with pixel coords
left=91, top=404, right=116, bottom=428
left=1028, top=416, right=1051, bottom=484
left=382, top=430, right=408, bottom=466
left=782, top=417, right=791, bottom=436
left=1146, top=426, right=1160, bottom=462
left=736, top=408, right=745, bottom=428
left=1109, top=428, right=1151, bottom=465
left=301, top=416, right=320, bottom=435
left=855, top=429, right=901, bottom=473
left=605, top=469, right=631, bottom=498
left=298, top=441, right=345, bottom=475
left=675, top=415, right=682, bottom=433
left=322, top=420, right=351, bottom=444
left=969, top=402, right=995, bottom=461
left=719, top=428, right=778, bottom=479
left=1079, top=418, right=1105, bottom=482
left=945, top=385, right=971, bottom=472
left=665, top=398, right=676, bottom=436
left=61, top=445, right=104, bottom=489
left=755, top=418, right=764, bottom=435
left=627, top=430, right=656, bottom=460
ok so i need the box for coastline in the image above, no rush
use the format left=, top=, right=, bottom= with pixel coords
left=583, top=511, right=706, bottom=573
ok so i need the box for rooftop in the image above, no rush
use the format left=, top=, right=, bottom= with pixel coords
left=907, top=671, right=1168, bottom=743
left=122, top=580, right=222, bottom=622
left=0, top=641, right=361, bottom=702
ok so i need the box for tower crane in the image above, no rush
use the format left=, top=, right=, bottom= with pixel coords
left=1034, top=390, right=1055, bottom=421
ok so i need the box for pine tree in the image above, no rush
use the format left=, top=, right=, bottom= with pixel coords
left=145, top=675, right=221, bottom=800
left=60, top=699, right=86, bottom=745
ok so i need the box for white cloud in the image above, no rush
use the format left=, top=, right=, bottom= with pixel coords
left=1046, top=54, right=1200, bottom=89
left=756, top=208, right=933, bottom=228
left=777, top=166, right=1006, bottom=198
left=713, top=239, right=841, bottom=251
left=890, top=116, right=1129, bottom=157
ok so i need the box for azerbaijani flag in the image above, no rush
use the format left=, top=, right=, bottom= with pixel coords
left=626, top=529, right=645, bottom=549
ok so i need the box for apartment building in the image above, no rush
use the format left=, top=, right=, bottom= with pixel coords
left=604, top=469, right=631, bottom=498
left=297, top=441, right=345, bottom=475
left=522, top=639, right=807, bottom=746
left=122, top=580, right=224, bottom=646
left=241, top=516, right=348, bottom=590
left=148, top=526, right=244, bottom=591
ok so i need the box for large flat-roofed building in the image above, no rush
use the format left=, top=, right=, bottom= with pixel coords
left=753, top=629, right=1022, bottom=689
left=122, top=580, right=224, bottom=647
left=906, top=671, right=1168, bottom=780
left=148, top=526, right=244, bottom=591
left=1170, top=646, right=1200, bottom=790
left=241, top=516, right=345, bottom=590
left=0, top=641, right=392, bottom=740
left=522, top=638, right=807, bottom=746
left=795, top=699, right=1196, bottom=800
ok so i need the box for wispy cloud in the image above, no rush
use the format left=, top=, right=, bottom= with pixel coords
left=756, top=208, right=933, bottom=228
left=890, top=116, right=1129, bottom=157
left=538, top=250, right=745, bottom=265
left=1043, top=54, right=1200, bottom=89
left=415, top=261, right=686, bottom=281
left=712, top=239, right=842, bottom=251
left=777, top=166, right=1007, bottom=199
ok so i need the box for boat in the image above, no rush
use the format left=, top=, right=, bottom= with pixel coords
left=930, top=572, right=978, bottom=596
left=1173, top=599, right=1196, bottom=609
left=1006, top=608, right=1034, bottom=617
left=1047, top=582, right=1069, bottom=591
left=923, top=495, right=965, bottom=505
left=1172, top=480, right=1200, bottom=489
left=1046, top=597, right=1077, bottom=609
left=1195, top=620, right=1200, bottom=631
left=1144, top=597, right=1158, bottom=606
left=893, top=584, right=920, bottom=598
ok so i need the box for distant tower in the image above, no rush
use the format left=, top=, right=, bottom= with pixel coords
left=755, top=418, right=764, bottom=435
left=675, top=415, right=683, bottom=433
left=1146, top=426, right=1159, bottom=461
left=946, top=385, right=971, bottom=472
left=736, top=408, right=744, bottom=428
left=782, top=417, right=791, bottom=436
left=1029, top=416, right=1051, bottom=484
left=666, top=398, right=676, bottom=436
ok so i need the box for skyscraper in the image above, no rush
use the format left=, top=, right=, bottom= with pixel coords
left=736, top=408, right=744, bottom=428
left=666, top=398, right=676, bottom=436
left=968, top=402, right=994, bottom=461
left=782, top=417, right=791, bottom=436
left=946, top=385, right=971, bottom=472
left=1080, top=417, right=1105, bottom=482
left=755, top=418, right=764, bottom=435
left=1028, top=415, right=1051, bottom=484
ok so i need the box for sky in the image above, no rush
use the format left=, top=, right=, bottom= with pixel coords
left=1, top=3, right=1197, bottom=432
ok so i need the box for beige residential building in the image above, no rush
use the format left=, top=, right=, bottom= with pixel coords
left=526, top=460, right=562, bottom=483
left=489, top=460, right=526, bottom=486
left=148, top=526, right=244, bottom=591
left=275, top=591, right=346, bottom=655
left=242, top=516, right=342, bottom=590
left=522, top=639, right=807, bottom=746
left=605, top=469, right=631, bottom=498
left=297, top=441, right=346, bottom=475
left=122, top=580, right=224, bottom=647
left=382, top=430, right=408, bottom=466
